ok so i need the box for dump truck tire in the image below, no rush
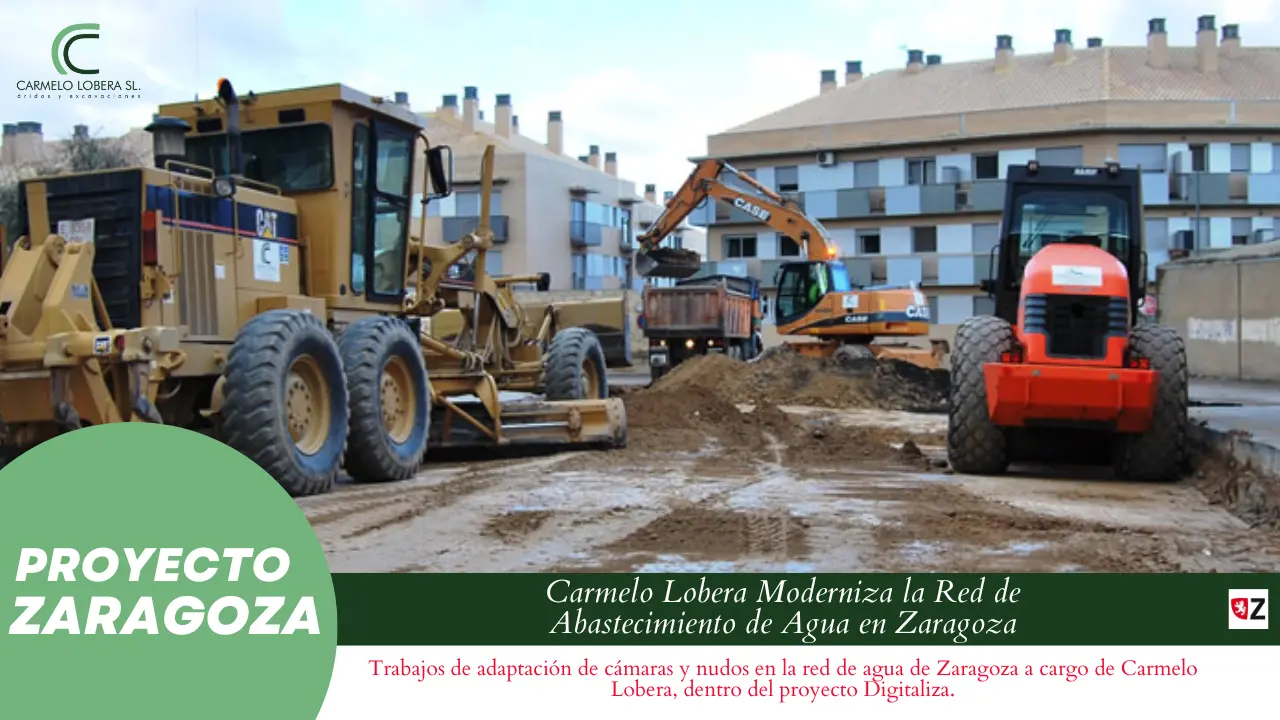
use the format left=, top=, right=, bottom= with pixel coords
left=221, top=310, right=349, bottom=497
left=947, top=315, right=1014, bottom=475
left=339, top=316, right=430, bottom=484
left=1112, top=324, right=1188, bottom=483
left=545, top=327, right=608, bottom=400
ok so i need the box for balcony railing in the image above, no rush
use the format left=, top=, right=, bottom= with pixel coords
left=570, top=220, right=604, bottom=247
left=698, top=180, right=1008, bottom=225
left=443, top=215, right=509, bottom=243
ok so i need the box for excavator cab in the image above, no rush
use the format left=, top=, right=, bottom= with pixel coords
left=773, top=258, right=853, bottom=327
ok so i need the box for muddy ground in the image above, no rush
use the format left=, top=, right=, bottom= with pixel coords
left=299, top=350, right=1280, bottom=573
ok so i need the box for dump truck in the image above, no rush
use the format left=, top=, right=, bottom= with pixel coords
left=640, top=274, right=762, bottom=381
left=0, top=79, right=626, bottom=493
left=947, top=161, right=1188, bottom=483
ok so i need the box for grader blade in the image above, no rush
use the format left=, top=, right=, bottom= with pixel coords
left=431, top=396, right=628, bottom=452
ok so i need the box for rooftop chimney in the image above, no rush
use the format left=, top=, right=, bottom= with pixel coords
left=578, top=155, right=589, bottom=163
left=73, top=124, right=89, bottom=139
left=644, top=184, right=656, bottom=204
left=819, top=69, right=837, bottom=94
left=547, top=110, right=564, bottom=155
left=664, top=191, right=674, bottom=203
left=1147, top=18, right=1169, bottom=69
left=845, top=60, right=863, bottom=83
left=1221, top=24, right=1241, bottom=58
left=440, top=94, right=459, bottom=117
left=906, top=49, right=924, bottom=73
left=926, top=54, right=941, bottom=66
left=995, top=35, right=1014, bottom=71
left=494, top=93, right=513, bottom=138
left=512, top=115, right=520, bottom=135
left=394, top=91, right=409, bottom=106
left=463, top=86, right=479, bottom=131
left=588, top=144, right=601, bottom=169
left=605, top=152, right=618, bottom=177
left=1197, top=15, right=1218, bottom=73
left=1054, top=29, right=1073, bottom=63
left=1087, top=37, right=1103, bottom=48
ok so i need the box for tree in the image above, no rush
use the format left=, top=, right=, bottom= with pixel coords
left=1, top=128, right=142, bottom=251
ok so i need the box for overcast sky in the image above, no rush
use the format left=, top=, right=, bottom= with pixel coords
left=3, top=0, right=1277, bottom=194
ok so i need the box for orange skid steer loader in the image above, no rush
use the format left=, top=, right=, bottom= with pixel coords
left=946, top=161, right=1188, bottom=482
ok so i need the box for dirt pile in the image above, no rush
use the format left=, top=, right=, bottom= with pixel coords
left=649, top=347, right=949, bottom=412
left=1186, top=427, right=1280, bottom=529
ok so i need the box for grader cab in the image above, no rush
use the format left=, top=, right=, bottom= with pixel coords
left=0, top=79, right=626, bottom=495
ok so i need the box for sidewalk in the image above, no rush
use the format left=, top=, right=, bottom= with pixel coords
left=1190, top=379, right=1280, bottom=474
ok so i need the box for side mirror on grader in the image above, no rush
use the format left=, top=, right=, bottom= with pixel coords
left=946, top=162, right=1189, bottom=484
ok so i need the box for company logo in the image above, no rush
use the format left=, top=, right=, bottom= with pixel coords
left=14, top=23, right=141, bottom=100
left=52, top=23, right=100, bottom=75
left=733, top=197, right=772, bottom=222
left=1228, top=588, right=1268, bottom=630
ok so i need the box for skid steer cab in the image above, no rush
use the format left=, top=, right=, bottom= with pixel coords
left=947, top=161, right=1189, bottom=483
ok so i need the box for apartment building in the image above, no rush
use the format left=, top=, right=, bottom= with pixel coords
left=687, top=15, right=1280, bottom=334
left=414, top=88, right=702, bottom=292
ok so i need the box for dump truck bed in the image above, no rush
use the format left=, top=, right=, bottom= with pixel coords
left=642, top=277, right=754, bottom=340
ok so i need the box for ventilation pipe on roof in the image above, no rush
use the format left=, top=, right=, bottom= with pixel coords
left=1196, top=15, right=1218, bottom=73
left=926, top=54, right=941, bottom=66
left=588, top=144, right=601, bottom=169
left=512, top=115, right=520, bottom=135
left=1221, top=24, right=1241, bottom=58
left=547, top=110, right=564, bottom=154
left=605, top=152, right=618, bottom=177
left=845, top=60, right=863, bottom=83
left=1054, top=29, right=1073, bottom=64
left=495, top=94, right=513, bottom=138
left=819, top=69, right=837, bottom=94
left=1147, top=18, right=1169, bottom=69
left=1087, top=37, right=1103, bottom=48
left=906, top=49, right=924, bottom=73
left=439, top=94, right=458, bottom=117
left=463, top=86, right=479, bottom=131
left=995, top=35, right=1014, bottom=70
left=644, top=184, right=657, bottom=204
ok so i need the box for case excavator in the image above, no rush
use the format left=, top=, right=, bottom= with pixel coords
left=946, top=161, right=1188, bottom=483
left=635, top=159, right=947, bottom=368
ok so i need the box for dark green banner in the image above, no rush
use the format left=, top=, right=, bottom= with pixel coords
left=332, top=573, right=1276, bottom=645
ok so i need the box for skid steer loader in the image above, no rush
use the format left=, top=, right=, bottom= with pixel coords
left=0, top=79, right=626, bottom=495
left=946, top=161, right=1188, bottom=483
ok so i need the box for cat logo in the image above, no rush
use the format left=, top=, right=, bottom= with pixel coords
left=733, top=197, right=771, bottom=222
left=256, top=208, right=279, bottom=240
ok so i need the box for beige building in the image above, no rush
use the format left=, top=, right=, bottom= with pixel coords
left=412, top=88, right=703, bottom=292
left=688, top=14, right=1280, bottom=341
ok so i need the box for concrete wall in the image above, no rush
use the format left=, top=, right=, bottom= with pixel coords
left=1158, top=248, right=1280, bottom=381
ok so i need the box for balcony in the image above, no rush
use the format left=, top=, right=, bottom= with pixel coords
left=570, top=220, right=604, bottom=247
left=443, top=215, right=509, bottom=243
left=1168, top=172, right=1237, bottom=205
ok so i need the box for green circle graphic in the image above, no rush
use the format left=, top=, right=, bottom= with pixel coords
left=0, top=424, right=337, bottom=719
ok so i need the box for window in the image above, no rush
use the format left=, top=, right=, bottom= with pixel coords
left=1230, top=143, right=1251, bottom=172
left=858, top=232, right=880, bottom=255
left=911, top=226, right=937, bottom=253
left=620, top=208, right=632, bottom=246
left=854, top=161, right=879, bottom=188
left=349, top=125, right=371, bottom=295
left=779, top=235, right=801, bottom=257
left=973, top=153, right=999, bottom=180
left=775, top=166, right=799, bottom=193
left=455, top=191, right=480, bottom=216
left=185, top=124, right=334, bottom=192
left=926, top=295, right=939, bottom=324
left=1117, top=143, right=1167, bottom=173
left=907, top=157, right=936, bottom=186
left=1035, top=146, right=1084, bottom=167
left=1189, top=144, right=1208, bottom=172
left=1231, top=218, right=1252, bottom=246
left=1008, top=189, right=1131, bottom=271
left=774, top=261, right=850, bottom=324
left=972, top=223, right=1000, bottom=255
left=1144, top=218, right=1170, bottom=251
left=367, top=122, right=414, bottom=298
left=725, top=235, right=757, bottom=258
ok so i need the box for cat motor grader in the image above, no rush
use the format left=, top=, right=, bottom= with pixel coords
left=0, top=78, right=626, bottom=495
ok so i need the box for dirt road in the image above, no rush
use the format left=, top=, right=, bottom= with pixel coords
left=299, top=353, right=1280, bottom=573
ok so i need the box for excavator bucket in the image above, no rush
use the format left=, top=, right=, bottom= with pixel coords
left=636, top=247, right=703, bottom=279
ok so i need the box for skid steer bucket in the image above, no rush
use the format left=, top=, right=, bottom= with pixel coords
left=636, top=247, right=702, bottom=280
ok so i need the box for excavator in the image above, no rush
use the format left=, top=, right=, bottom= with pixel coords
left=635, top=158, right=947, bottom=368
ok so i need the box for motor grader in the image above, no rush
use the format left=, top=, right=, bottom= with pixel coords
left=0, top=79, right=626, bottom=495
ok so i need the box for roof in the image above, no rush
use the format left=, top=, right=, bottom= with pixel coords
left=159, top=82, right=423, bottom=129
left=722, top=46, right=1280, bottom=135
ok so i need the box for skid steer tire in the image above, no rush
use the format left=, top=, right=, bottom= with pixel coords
left=545, top=327, right=609, bottom=401
left=1112, top=324, right=1188, bottom=483
left=222, top=310, right=349, bottom=497
left=339, top=316, right=430, bottom=484
left=947, top=315, right=1015, bottom=475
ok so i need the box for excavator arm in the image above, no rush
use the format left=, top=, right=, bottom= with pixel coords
left=635, top=159, right=839, bottom=279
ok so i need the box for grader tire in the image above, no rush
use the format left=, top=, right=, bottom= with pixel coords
left=947, top=315, right=1015, bottom=475
left=1112, top=324, right=1189, bottom=483
left=222, top=310, right=349, bottom=497
left=545, top=327, right=608, bottom=401
left=339, top=316, right=431, bottom=484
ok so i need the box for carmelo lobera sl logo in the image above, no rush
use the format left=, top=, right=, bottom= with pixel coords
left=15, top=23, right=142, bottom=99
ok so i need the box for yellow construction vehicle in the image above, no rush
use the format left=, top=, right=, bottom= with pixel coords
left=0, top=79, right=625, bottom=494
left=635, top=159, right=947, bottom=367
